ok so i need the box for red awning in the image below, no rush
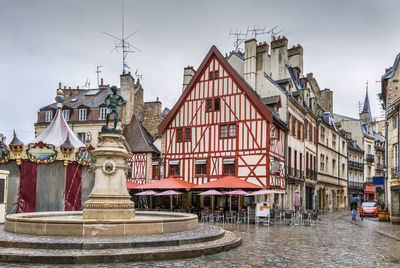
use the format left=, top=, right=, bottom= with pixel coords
left=126, top=180, right=141, bottom=189
left=132, top=177, right=197, bottom=191
left=192, top=176, right=262, bottom=189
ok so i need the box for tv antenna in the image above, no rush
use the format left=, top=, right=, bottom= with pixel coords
left=268, top=26, right=283, bottom=41
left=228, top=29, right=247, bottom=51
left=83, top=77, right=90, bottom=89
left=134, top=69, right=143, bottom=80
left=95, top=65, right=102, bottom=87
left=102, top=1, right=141, bottom=74
left=246, top=25, right=268, bottom=39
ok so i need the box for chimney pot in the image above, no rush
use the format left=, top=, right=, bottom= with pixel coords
left=58, top=82, right=61, bottom=89
left=156, top=97, right=159, bottom=101
left=101, top=78, right=103, bottom=86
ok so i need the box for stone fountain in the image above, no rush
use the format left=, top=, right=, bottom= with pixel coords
left=0, top=87, right=241, bottom=263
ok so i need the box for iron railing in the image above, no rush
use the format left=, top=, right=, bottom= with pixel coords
left=366, top=154, right=374, bottom=162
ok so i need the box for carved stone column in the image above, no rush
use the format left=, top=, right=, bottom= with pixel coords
left=83, top=134, right=134, bottom=220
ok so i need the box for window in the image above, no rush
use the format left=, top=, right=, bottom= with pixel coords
left=342, top=141, right=345, bottom=153
left=215, top=71, right=219, bottom=79
left=349, top=154, right=352, bottom=161
left=223, top=158, right=236, bottom=175
left=209, top=72, right=214, bottom=80
left=309, top=123, right=313, bottom=142
left=62, top=110, right=70, bottom=121
left=207, top=99, right=213, bottom=111
left=177, top=129, right=183, bottom=141
left=393, top=115, right=398, bottom=129
left=292, top=117, right=296, bottom=137
left=195, top=159, right=207, bottom=176
left=220, top=125, right=228, bottom=138
left=185, top=128, right=191, bottom=141
left=342, top=163, right=345, bottom=177
left=45, top=110, right=53, bottom=122
left=349, top=172, right=352, bottom=181
left=220, top=124, right=236, bottom=138
left=0, top=179, right=4, bottom=203
left=394, top=143, right=399, bottom=169
left=320, top=126, right=325, bottom=140
left=207, top=98, right=220, bottom=111
left=78, top=108, right=87, bottom=121
left=214, top=98, right=220, bottom=111
left=77, top=132, right=86, bottom=144
left=209, top=71, right=219, bottom=80
left=332, top=134, right=336, bottom=148
left=169, top=160, right=180, bottom=176
left=368, top=145, right=371, bottom=154
left=288, top=147, right=292, bottom=168
left=297, top=121, right=301, bottom=140
left=99, top=108, right=107, bottom=120
left=229, top=124, right=236, bottom=137
left=320, top=154, right=325, bottom=171
left=304, top=121, right=308, bottom=140
left=325, top=156, right=329, bottom=171
left=152, top=164, right=159, bottom=179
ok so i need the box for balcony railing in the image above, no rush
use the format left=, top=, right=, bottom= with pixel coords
left=348, top=181, right=363, bottom=189
left=288, top=167, right=294, bottom=177
left=375, top=145, right=385, bottom=152
left=288, top=167, right=304, bottom=179
left=366, top=154, right=374, bottom=162
left=392, top=167, right=400, bottom=178
left=306, top=169, right=317, bottom=180
left=348, top=160, right=364, bottom=170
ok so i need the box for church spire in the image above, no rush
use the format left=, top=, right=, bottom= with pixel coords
left=360, top=80, right=372, bottom=123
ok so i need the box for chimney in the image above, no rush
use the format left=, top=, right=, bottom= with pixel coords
left=320, top=88, right=333, bottom=114
left=182, top=66, right=196, bottom=92
left=244, top=38, right=257, bottom=89
left=288, top=44, right=304, bottom=75
left=58, top=82, right=61, bottom=89
left=270, top=36, right=288, bottom=80
left=256, top=41, right=270, bottom=75
left=120, top=72, right=137, bottom=124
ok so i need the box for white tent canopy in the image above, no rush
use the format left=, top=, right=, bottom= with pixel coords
left=31, top=109, right=85, bottom=147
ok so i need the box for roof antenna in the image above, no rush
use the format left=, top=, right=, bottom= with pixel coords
left=83, top=77, right=90, bottom=89
left=246, top=25, right=268, bottom=40
left=134, top=69, right=143, bottom=80
left=95, top=65, right=102, bottom=87
left=267, top=26, right=283, bottom=41
left=228, top=29, right=247, bottom=51
left=102, top=0, right=141, bottom=74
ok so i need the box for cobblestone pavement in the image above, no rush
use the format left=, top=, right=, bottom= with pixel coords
left=1, top=211, right=400, bottom=268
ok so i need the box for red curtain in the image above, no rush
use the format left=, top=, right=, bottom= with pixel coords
left=17, top=160, right=37, bottom=213
left=65, top=162, right=82, bottom=211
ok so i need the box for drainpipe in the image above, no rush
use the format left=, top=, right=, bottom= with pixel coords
left=284, top=92, right=289, bottom=209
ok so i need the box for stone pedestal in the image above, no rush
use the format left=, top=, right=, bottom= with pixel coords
left=83, top=134, right=135, bottom=220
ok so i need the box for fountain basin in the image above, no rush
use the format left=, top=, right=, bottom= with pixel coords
left=4, top=211, right=198, bottom=236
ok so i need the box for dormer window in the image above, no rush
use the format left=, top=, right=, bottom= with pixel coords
left=79, top=108, right=87, bottom=121
left=62, top=110, right=70, bottom=121
left=99, top=107, right=107, bottom=120
left=45, top=110, right=53, bottom=122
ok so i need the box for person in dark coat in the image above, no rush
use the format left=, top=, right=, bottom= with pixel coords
left=350, top=201, right=358, bottom=220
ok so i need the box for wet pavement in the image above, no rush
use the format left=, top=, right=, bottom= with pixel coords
left=1, top=211, right=400, bottom=267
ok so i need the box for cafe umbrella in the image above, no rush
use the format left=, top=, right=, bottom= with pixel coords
left=198, top=189, right=223, bottom=211
left=155, top=190, right=183, bottom=211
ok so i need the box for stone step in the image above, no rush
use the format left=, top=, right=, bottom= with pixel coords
left=0, top=230, right=241, bottom=264
left=0, top=224, right=225, bottom=250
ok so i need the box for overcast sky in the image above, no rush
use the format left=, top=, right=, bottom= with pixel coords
left=1, top=0, right=399, bottom=143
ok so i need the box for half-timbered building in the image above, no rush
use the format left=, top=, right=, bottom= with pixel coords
left=159, top=46, right=286, bottom=192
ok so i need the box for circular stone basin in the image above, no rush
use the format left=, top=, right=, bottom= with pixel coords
left=4, top=211, right=198, bottom=237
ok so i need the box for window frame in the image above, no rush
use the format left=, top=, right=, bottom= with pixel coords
left=78, top=108, right=87, bottom=121
left=45, top=110, right=53, bottom=122
left=99, top=107, right=107, bottom=120
left=169, top=164, right=180, bottom=176
left=62, top=109, right=70, bottom=121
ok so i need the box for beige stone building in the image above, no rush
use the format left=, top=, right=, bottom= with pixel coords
left=316, top=113, right=349, bottom=210
left=381, top=52, right=400, bottom=223
left=334, top=89, right=385, bottom=203
left=347, top=139, right=365, bottom=204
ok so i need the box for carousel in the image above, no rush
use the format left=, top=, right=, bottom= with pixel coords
left=0, top=89, right=95, bottom=214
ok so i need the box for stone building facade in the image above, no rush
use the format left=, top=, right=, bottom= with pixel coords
left=381, top=52, right=400, bottom=223
left=347, top=139, right=365, bottom=205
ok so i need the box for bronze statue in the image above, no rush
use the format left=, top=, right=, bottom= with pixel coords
left=102, top=86, right=126, bottom=133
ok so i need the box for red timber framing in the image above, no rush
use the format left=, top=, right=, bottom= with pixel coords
left=159, top=46, right=282, bottom=188
left=129, top=153, right=147, bottom=184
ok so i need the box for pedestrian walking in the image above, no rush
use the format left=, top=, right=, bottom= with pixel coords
left=350, top=201, right=357, bottom=220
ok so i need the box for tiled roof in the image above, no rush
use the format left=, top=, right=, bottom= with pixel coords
left=123, top=114, right=160, bottom=154
left=382, top=52, right=400, bottom=80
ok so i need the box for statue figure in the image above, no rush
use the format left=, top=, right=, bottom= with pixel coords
left=102, top=86, right=126, bottom=133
